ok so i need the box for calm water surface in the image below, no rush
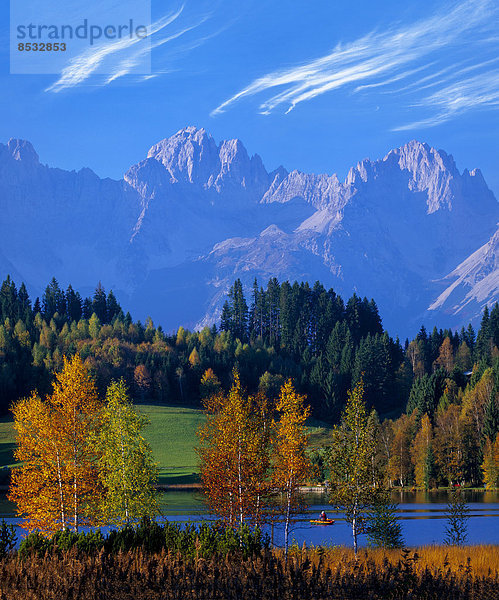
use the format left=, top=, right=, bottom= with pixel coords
left=1, top=489, right=497, bottom=548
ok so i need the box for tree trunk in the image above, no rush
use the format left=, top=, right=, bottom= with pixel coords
left=352, top=501, right=358, bottom=555
left=284, top=480, right=292, bottom=560
left=73, top=408, right=78, bottom=532
left=55, top=448, right=66, bottom=530
left=237, top=433, right=243, bottom=526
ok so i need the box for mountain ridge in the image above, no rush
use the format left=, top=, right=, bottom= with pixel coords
left=0, top=127, right=497, bottom=337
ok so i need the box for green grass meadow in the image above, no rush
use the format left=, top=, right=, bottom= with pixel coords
left=0, top=404, right=206, bottom=486
left=0, top=403, right=332, bottom=487
left=0, top=414, right=16, bottom=469
left=137, top=404, right=205, bottom=485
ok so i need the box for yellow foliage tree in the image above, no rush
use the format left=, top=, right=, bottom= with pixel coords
left=388, top=411, right=417, bottom=487
left=482, top=436, right=499, bottom=489
left=9, top=354, right=103, bottom=533
left=197, top=371, right=272, bottom=527
left=461, top=368, right=494, bottom=439
left=328, top=379, right=383, bottom=554
left=199, top=368, right=221, bottom=399
left=272, top=380, right=311, bottom=557
left=411, top=414, right=434, bottom=489
left=434, top=404, right=465, bottom=485
left=433, top=337, right=454, bottom=373
left=188, top=347, right=201, bottom=367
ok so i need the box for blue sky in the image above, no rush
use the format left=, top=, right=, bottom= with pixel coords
left=1, top=0, right=498, bottom=196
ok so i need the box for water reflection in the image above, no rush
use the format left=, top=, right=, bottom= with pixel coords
left=1, top=489, right=498, bottom=548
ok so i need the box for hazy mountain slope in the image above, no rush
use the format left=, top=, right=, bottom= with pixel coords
left=0, top=138, right=142, bottom=296
left=427, top=227, right=499, bottom=327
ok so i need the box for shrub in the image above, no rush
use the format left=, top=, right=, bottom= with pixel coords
left=18, top=529, right=105, bottom=558
left=444, top=487, right=470, bottom=546
left=0, top=519, right=16, bottom=558
left=19, top=519, right=268, bottom=561
left=367, top=500, right=404, bottom=549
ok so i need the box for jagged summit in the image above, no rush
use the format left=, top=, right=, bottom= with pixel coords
left=4, top=139, right=39, bottom=163
left=137, top=127, right=269, bottom=195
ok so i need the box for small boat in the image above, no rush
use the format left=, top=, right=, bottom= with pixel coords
left=309, top=519, right=335, bottom=525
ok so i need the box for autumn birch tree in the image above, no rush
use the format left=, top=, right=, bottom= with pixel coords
left=94, top=379, right=159, bottom=528
left=272, top=380, right=311, bottom=558
left=10, top=355, right=103, bottom=533
left=482, top=435, right=499, bottom=489
left=328, top=379, right=382, bottom=554
left=411, top=414, right=434, bottom=489
left=9, top=392, right=72, bottom=534
left=197, top=371, right=272, bottom=526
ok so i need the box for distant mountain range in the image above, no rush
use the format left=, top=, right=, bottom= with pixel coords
left=0, top=127, right=497, bottom=337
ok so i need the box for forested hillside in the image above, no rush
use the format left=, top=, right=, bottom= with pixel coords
left=0, top=275, right=496, bottom=416
left=0, top=274, right=498, bottom=487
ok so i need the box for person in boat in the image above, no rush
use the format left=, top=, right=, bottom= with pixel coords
left=320, top=511, right=328, bottom=521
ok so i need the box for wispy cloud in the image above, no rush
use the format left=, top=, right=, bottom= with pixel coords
left=211, top=0, right=498, bottom=129
left=46, top=2, right=223, bottom=92
left=393, top=70, right=499, bottom=130
left=46, top=7, right=185, bottom=92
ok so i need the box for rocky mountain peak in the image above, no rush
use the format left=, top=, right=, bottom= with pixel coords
left=216, top=138, right=268, bottom=192
left=146, top=126, right=220, bottom=184
left=6, top=139, right=39, bottom=164
left=133, top=127, right=271, bottom=199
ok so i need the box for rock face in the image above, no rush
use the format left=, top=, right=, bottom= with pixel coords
left=0, top=127, right=497, bottom=337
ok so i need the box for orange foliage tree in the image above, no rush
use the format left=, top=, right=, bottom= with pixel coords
left=481, top=435, right=499, bottom=489
left=197, top=370, right=272, bottom=527
left=9, top=354, right=103, bottom=533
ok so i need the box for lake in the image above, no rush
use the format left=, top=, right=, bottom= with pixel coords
left=1, top=489, right=498, bottom=548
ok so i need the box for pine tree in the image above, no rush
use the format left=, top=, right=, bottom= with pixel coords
left=483, top=386, right=499, bottom=442
left=106, top=290, right=121, bottom=322
left=367, top=497, right=404, bottom=549
left=65, top=285, right=82, bottom=322
left=0, top=276, right=18, bottom=322
left=220, top=301, right=232, bottom=333
left=92, top=282, right=107, bottom=323
left=17, top=283, right=31, bottom=322
left=82, top=298, right=92, bottom=319
left=42, top=278, right=64, bottom=321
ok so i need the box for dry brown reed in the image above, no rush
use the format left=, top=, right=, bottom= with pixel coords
left=276, top=544, right=499, bottom=578
left=0, top=546, right=497, bottom=599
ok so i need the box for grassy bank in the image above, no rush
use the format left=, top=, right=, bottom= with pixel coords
left=0, top=545, right=497, bottom=600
